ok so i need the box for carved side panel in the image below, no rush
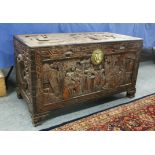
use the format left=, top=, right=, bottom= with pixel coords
left=14, top=40, right=32, bottom=104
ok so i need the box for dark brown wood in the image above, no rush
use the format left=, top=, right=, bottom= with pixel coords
left=14, top=32, right=143, bottom=126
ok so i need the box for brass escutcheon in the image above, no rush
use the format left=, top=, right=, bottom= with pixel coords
left=91, top=49, right=104, bottom=65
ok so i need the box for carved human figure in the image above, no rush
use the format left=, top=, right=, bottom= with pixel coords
left=43, top=63, right=62, bottom=100
left=63, top=73, right=75, bottom=100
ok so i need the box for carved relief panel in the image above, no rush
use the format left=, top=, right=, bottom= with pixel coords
left=42, top=58, right=106, bottom=102
left=104, top=53, right=135, bottom=88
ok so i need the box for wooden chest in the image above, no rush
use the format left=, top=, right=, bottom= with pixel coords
left=14, top=32, right=143, bottom=126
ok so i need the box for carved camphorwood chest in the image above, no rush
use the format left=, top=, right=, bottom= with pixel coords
left=14, top=32, right=143, bottom=126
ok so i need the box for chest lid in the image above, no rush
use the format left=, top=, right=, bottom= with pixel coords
left=15, top=32, right=142, bottom=48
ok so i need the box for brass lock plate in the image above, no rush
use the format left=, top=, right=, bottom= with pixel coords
left=91, top=49, right=104, bottom=65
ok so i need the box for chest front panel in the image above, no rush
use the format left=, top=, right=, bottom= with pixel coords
left=34, top=42, right=141, bottom=112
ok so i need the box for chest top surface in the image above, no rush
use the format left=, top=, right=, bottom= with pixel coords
left=15, top=32, right=142, bottom=48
